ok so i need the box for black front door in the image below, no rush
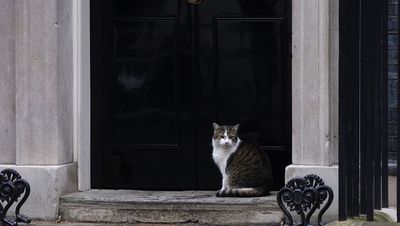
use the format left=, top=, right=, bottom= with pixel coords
left=91, top=0, right=291, bottom=190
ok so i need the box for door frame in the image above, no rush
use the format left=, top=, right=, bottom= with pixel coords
left=74, top=0, right=337, bottom=191
left=73, top=0, right=91, bottom=191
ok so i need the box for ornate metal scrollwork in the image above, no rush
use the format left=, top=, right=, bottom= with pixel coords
left=277, top=174, right=333, bottom=226
left=0, top=169, right=31, bottom=226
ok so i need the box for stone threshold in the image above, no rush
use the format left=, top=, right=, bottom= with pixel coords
left=59, top=190, right=282, bottom=225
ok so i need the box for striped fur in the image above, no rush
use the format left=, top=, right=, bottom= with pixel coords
left=212, top=123, right=273, bottom=197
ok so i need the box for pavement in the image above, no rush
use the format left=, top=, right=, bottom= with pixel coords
left=326, top=209, right=399, bottom=226
left=327, top=221, right=399, bottom=226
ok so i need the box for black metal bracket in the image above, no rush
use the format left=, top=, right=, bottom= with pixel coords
left=277, top=174, right=334, bottom=226
left=0, top=169, right=31, bottom=226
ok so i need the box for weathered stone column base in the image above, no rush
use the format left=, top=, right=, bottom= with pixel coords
left=285, top=165, right=339, bottom=222
left=0, top=163, right=77, bottom=220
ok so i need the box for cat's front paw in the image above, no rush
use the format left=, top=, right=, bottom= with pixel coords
left=215, top=190, right=223, bottom=197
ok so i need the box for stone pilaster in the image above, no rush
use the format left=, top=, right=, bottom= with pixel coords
left=292, top=0, right=338, bottom=166
left=289, top=0, right=339, bottom=219
left=0, top=0, right=79, bottom=220
left=0, top=0, right=16, bottom=164
left=15, top=0, right=73, bottom=165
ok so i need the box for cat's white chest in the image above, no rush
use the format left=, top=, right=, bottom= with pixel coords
left=212, top=141, right=239, bottom=190
left=212, top=147, right=232, bottom=172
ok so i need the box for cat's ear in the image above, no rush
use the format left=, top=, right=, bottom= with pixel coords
left=213, top=123, right=220, bottom=129
left=233, top=124, right=240, bottom=130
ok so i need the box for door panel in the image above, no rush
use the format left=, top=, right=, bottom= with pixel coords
left=113, top=20, right=180, bottom=145
left=215, top=19, right=284, bottom=145
left=91, top=0, right=291, bottom=190
left=110, top=19, right=197, bottom=190
left=92, top=0, right=197, bottom=190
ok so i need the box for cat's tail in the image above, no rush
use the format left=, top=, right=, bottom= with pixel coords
left=216, top=187, right=269, bottom=197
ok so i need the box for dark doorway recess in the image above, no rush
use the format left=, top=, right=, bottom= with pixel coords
left=91, top=0, right=292, bottom=190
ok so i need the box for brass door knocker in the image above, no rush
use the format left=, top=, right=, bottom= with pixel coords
left=187, top=0, right=202, bottom=5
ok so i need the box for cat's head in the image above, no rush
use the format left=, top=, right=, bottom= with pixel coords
left=212, top=123, right=240, bottom=147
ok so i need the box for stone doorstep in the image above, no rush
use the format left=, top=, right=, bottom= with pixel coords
left=59, top=190, right=283, bottom=225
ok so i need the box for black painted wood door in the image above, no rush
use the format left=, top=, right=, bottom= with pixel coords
left=91, top=0, right=291, bottom=190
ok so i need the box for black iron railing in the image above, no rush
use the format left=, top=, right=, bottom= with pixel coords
left=339, top=0, right=396, bottom=222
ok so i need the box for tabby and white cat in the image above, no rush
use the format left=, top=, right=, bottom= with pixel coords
left=212, top=123, right=273, bottom=197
